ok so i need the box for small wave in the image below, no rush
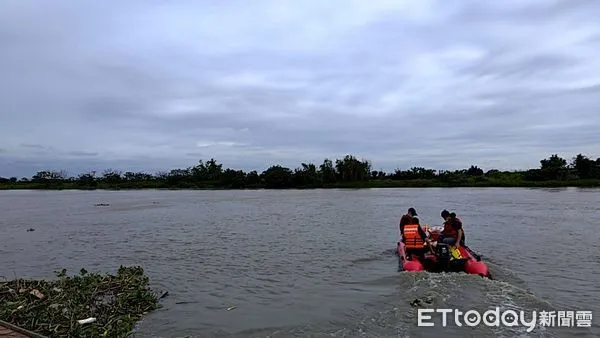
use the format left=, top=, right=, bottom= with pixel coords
left=350, top=257, right=381, bottom=265
left=348, top=249, right=397, bottom=266
left=350, top=256, right=386, bottom=265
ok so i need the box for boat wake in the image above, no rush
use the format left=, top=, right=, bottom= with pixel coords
left=135, top=251, right=596, bottom=338
left=217, top=262, right=593, bottom=338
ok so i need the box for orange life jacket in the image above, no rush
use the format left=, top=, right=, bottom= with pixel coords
left=404, top=224, right=425, bottom=249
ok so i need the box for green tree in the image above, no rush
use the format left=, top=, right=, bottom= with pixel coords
left=293, top=162, right=321, bottom=187
left=371, top=170, right=386, bottom=179
left=31, top=170, right=67, bottom=183
left=220, top=169, right=247, bottom=188
left=334, top=155, right=371, bottom=182
left=261, top=165, right=293, bottom=188
left=466, top=165, right=484, bottom=177
left=540, top=154, right=568, bottom=180
left=77, top=171, right=97, bottom=187
left=246, top=170, right=261, bottom=187
left=166, top=169, right=191, bottom=186
left=102, top=169, right=122, bottom=184
left=319, top=159, right=336, bottom=183
left=572, top=154, right=595, bottom=179
left=191, top=159, right=223, bottom=181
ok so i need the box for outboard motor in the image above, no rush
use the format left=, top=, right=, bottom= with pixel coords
left=435, top=243, right=451, bottom=270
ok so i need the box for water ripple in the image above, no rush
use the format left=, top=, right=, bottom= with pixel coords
left=0, top=188, right=599, bottom=337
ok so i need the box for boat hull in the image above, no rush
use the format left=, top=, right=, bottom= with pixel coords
left=396, top=240, right=490, bottom=278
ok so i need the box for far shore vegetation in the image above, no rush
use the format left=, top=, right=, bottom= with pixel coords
left=1, top=153, right=600, bottom=190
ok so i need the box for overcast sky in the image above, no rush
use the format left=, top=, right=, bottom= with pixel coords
left=2, top=0, right=600, bottom=177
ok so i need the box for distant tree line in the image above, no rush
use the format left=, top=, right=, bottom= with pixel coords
left=1, top=153, right=600, bottom=189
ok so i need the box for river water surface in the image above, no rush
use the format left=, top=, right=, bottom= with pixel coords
left=1, top=188, right=599, bottom=337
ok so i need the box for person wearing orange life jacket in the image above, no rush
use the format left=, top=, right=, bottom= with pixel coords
left=399, top=207, right=418, bottom=237
left=402, top=216, right=429, bottom=259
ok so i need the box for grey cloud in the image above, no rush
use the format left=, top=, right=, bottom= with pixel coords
left=185, top=152, right=204, bottom=158
left=452, top=0, right=599, bottom=25
left=19, top=144, right=47, bottom=149
left=2, top=0, right=600, bottom=177
left=462, top=52, right=579, bottom=80
left=567, top=84, right=600, bottom=94
left=82, top=97, right=147, bottom=122
left=64, top=151, right=98, bottom=157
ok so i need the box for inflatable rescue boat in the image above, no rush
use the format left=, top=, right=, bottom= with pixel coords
left=396, top=225, right=491, bottom=278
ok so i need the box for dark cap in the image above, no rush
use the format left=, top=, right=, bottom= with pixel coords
left=441, top=209, right=450, bottom=218
left=408, top=207, right=417, bottom=216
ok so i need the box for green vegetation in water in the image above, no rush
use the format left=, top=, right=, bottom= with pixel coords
left=0, top=266, right=163, bottom=337
left=1, top=153, right=600, bottom=190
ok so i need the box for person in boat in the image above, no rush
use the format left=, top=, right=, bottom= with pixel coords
left=399, top=207, right=418, bottom=237
left=438, top=210, right=464, bottom=247
left=402, top=214, right=430, bottom=259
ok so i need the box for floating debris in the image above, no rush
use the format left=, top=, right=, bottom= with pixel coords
left=226, top=306, right=237, bottom=311
left=29, top=289, right=44, bottom=299
left=77, top=317, right=97, bottom=325
left=409, top=299, right=422, bottom=307
left=409, top=295, right=435, bottom=307
left=0, top=266, right=165, bottom=337
left=94, top=203, right=110, bottom=206
left=26, top=228, right=35, bottom=232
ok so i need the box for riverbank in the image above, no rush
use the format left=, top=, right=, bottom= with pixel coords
left=0, top=266, right=164, bottom=337
left=1, top=178, right=600, bottom=190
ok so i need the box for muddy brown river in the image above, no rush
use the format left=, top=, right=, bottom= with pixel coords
left=1, top=188, right=598, bottom=337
